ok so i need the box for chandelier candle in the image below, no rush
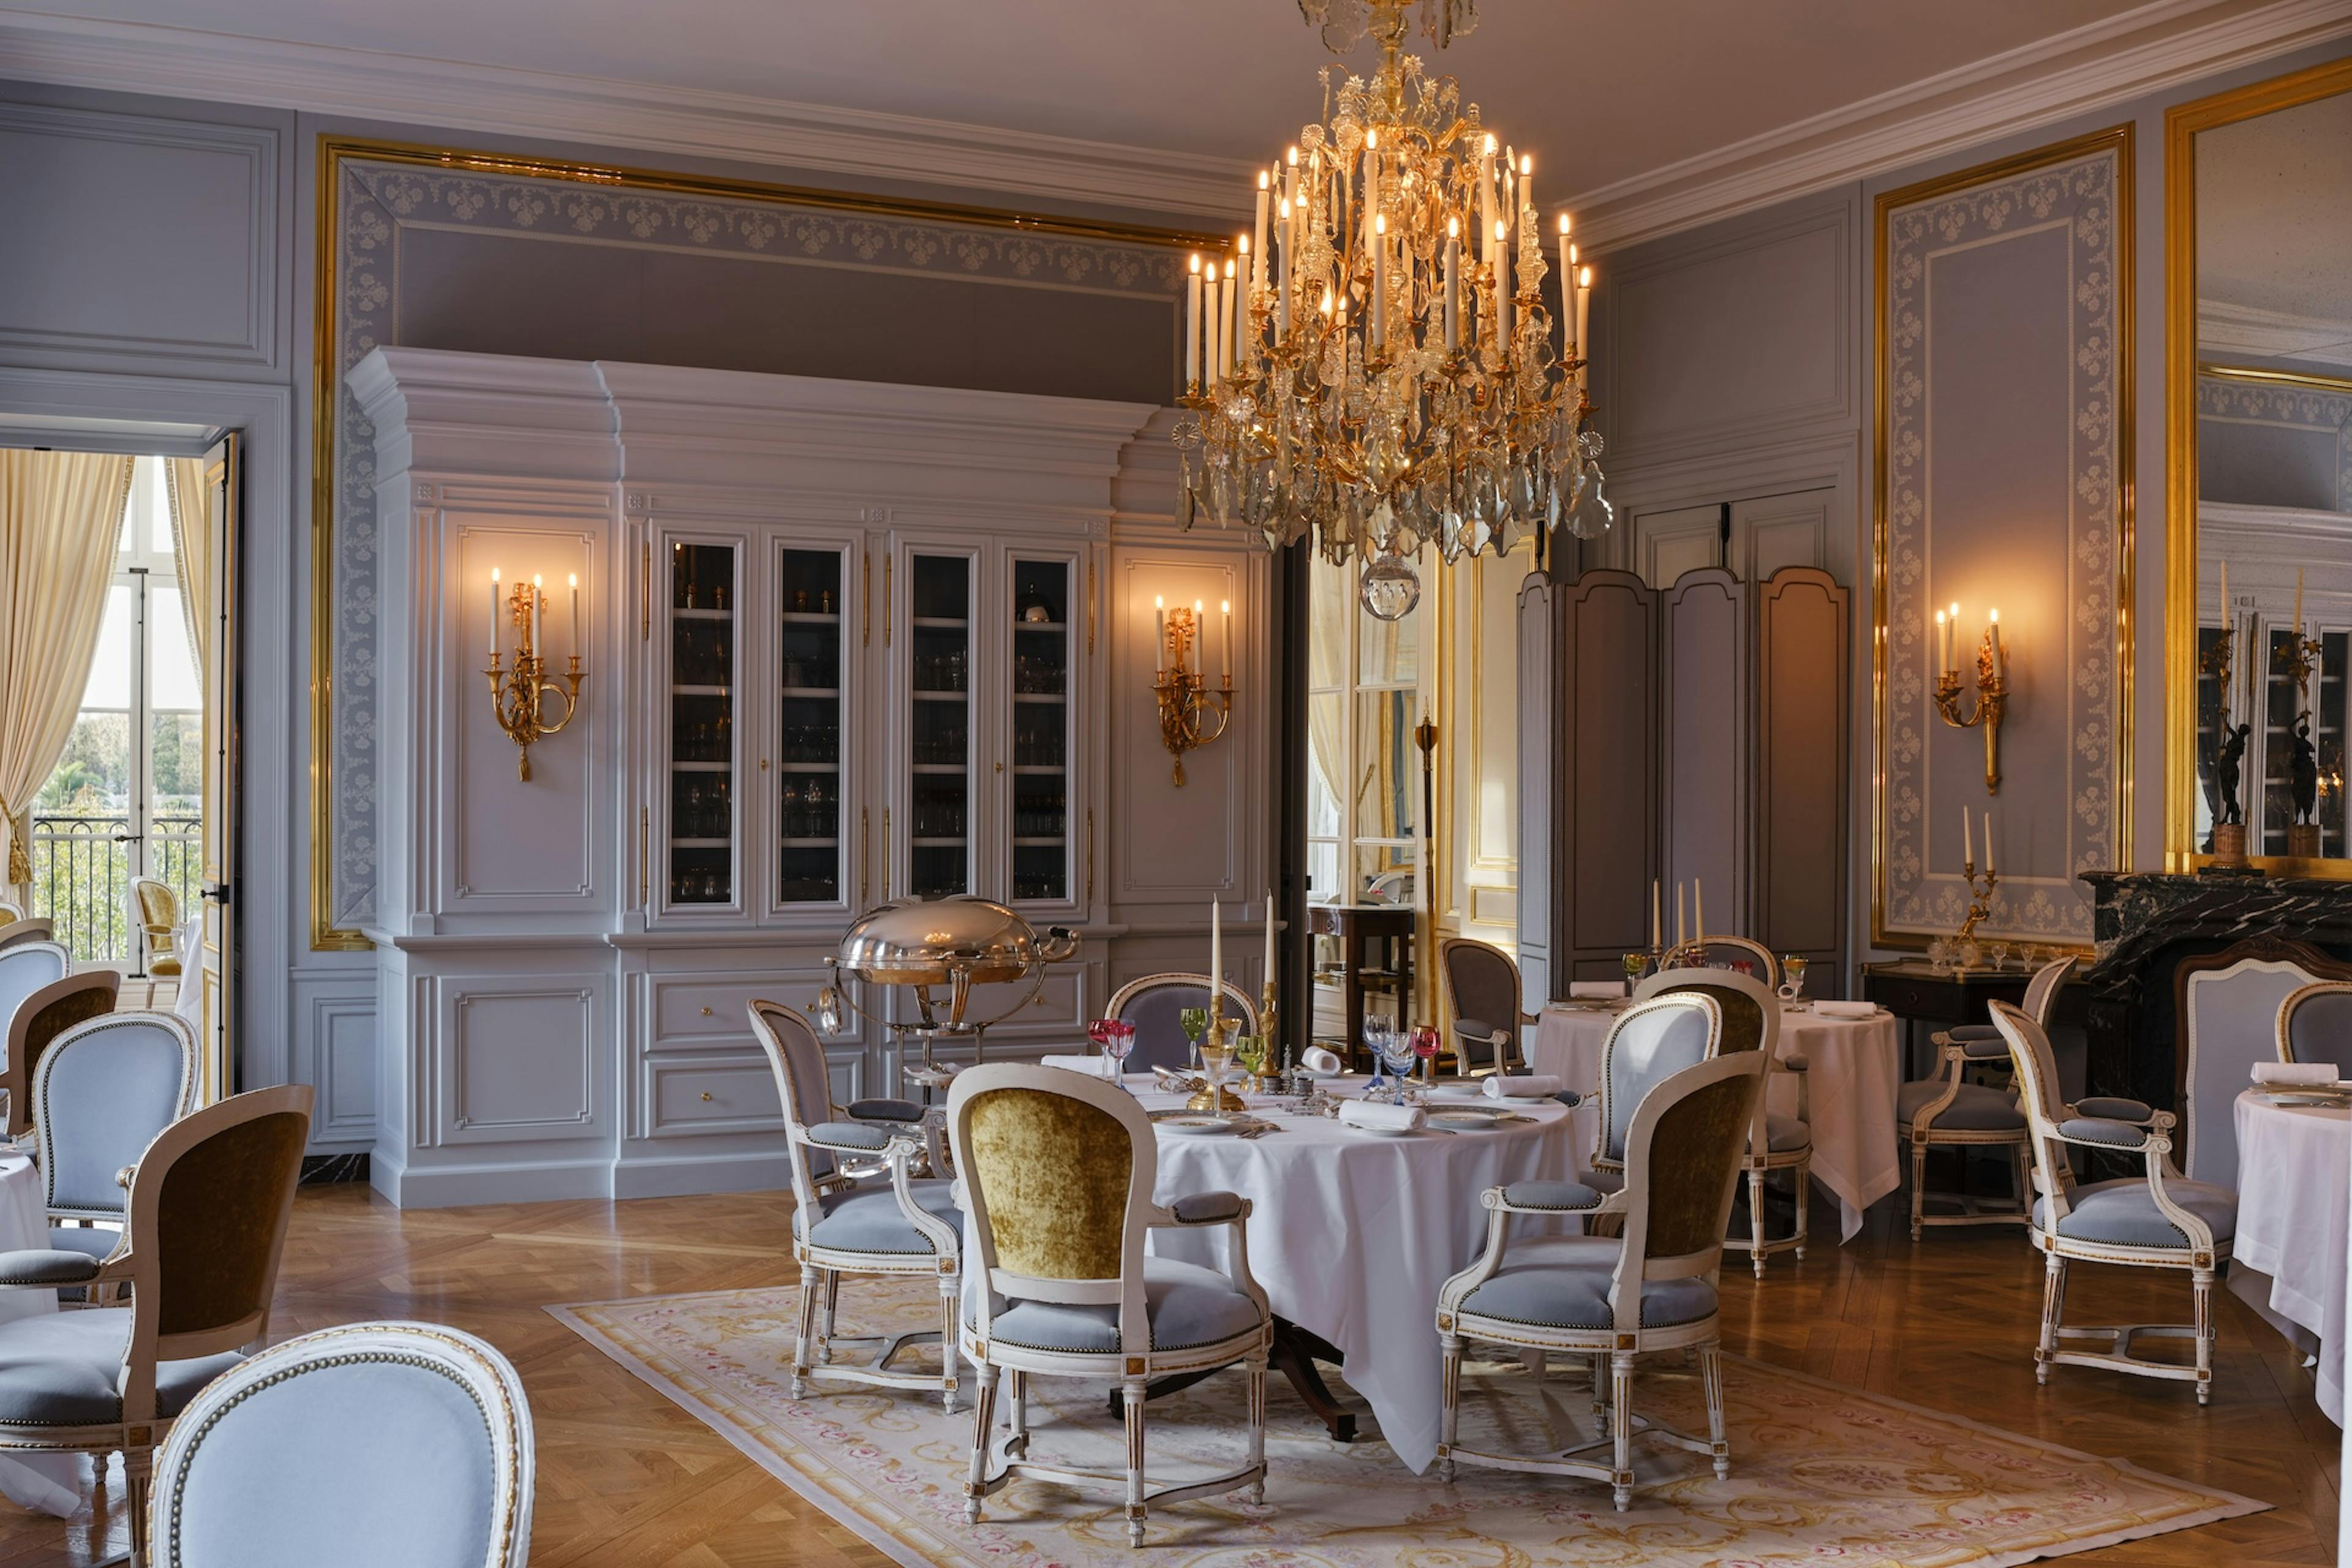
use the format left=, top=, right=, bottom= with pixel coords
left=1172, top=0, right=1608, bottom=616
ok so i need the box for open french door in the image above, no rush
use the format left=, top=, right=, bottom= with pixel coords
left=196, top=434, right=238, bottom=1101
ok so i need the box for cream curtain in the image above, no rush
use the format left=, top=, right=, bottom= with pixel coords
left=1306, top=561, right=1348, bottom=851
left=163, top=456, right=210, bottom=679
left=0, top=451, right=134, bottom=893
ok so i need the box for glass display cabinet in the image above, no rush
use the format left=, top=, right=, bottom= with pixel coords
left=1008, top=556, right=1074, bottom=904
left=664, top=538, right=739, bottom=911
left=775, top=546, right=846, bottom=908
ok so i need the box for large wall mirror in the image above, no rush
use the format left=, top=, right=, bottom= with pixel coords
left=2168, top=58, right=2352, bottom=876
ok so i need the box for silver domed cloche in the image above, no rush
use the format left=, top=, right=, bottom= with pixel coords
left=816, top=897, right=1079, bottom=1088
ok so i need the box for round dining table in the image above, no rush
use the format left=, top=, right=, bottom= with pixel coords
left=0, top=1150, right=82, bottom=1518
left=1532, top=998, right=1904, bottom=1241
left=2230, top=1087, right=2349, bottom=1427
left=967, top=1073, right=1577, bottom=1474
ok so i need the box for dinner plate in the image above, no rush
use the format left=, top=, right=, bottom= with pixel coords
left=2261, top=1091, right=2352, bottom=1108
left=1428, top=1108, right=1509, bottom=1130
left=1339, top=1120, right=1415, bottom=1137
left=1426, top=1085, right=1491, bottom=1102
left=1156, top=1115, right=1240, bottom=1136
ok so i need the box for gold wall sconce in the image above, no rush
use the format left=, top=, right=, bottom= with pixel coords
left=1151, top=594, right=1232, bottom=786
left=485, top=567, right=585, bottom=781
left=1931, top=601, right=2008, bottom=793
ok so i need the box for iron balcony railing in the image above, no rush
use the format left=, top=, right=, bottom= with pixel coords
left=29, top=813, right=202, bottom=967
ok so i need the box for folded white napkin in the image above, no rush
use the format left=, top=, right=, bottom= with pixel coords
left=2252, top=1060, right=2339, bottom=1086
left=1041, top=1054, right=1112, bottom=1077
left=1815, top=1000, right=1879, bottom=1020
left=1483, top=1074, right=1566, bottom=1099
left=1338, top=1099, right=1424, bottom=1133
left=1568, top=980, right=1624, bottom=1000
left=1301, top=1046, right=1346, bottom=1075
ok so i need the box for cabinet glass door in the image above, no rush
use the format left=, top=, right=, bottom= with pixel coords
left=777, top=548, right=846, bottom=907
left=1008, top=557, right=1073, bottom=903
left=666, top=540, right=737, bottom=907
left=907, top=553, right=972, bottom=899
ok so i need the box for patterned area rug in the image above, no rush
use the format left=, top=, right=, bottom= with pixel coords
left=554, top=1276, right=2264, bottom=1567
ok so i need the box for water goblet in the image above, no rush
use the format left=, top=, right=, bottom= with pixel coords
left=1926, top=937, right=1953, bottom=974
left=1362, top=1016, right=1394, bottom=1093
left=1378, top=1027, right=1418, bottom=1104
left=1990, top=941, right=2013, bottom=971
left=1178, top=1006, right=1209, bottom=1071
left=1197, top=1036, right=1235, bottom=1120
left=1779, top=955, right=1809, bottom=1004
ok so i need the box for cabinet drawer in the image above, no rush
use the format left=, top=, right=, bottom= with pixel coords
left=650, top=976, right=808, bottom=1050
left=959, top=967, right=1091, bottom=1040
left=647, top=1058, right=783, bottom=1136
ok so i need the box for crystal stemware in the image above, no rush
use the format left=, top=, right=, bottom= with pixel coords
left=1411, top=1023, right=1441, bottom=1085
left=1197, top=1036, right=1235, bottom=1120
left=1378, top=1027, right=1418, bottom=1104
left=1362, top=1016, right=1395, bottom=1094
left=1087, top=1018, right=1118, bottom=1079
left=1178, top=1006, right=1209, bottom=1071
left=1778, top=955, right=1809, bottom=1003
left=1105, top=1020, right=1137, bottom=1087
left=1620, top=951, right=1646, bottom=995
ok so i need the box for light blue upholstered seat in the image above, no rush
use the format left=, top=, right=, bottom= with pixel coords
left=1763, top=1112, right=1811, bottom=1152
left=0, top=1308, right=238, bottom=1424
left=809, top=1180, right=959, bottom=1254
left=980, top=1257, right=1265, bottom=1354
left=148, top=1320, right=532, bottom=1568
left=1896, top=1079, right=2024, bottom=1130
left=0, top=944, right=68, bottom=1050
left=1457, top=1236, right=1718, bottom=1330
left=805, top=1120, right=892, bottom=1151
left=2057, top=1117, right=2149, bottom=1147
left=47, top=1224, right=117, bottom=1261
left=2034, top=1177, right=2237, bottom=1250
left=1499, top=1179, right=1604, bottom=1211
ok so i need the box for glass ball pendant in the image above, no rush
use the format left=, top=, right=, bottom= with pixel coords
left=1359, top=552, right=1422, bottom=622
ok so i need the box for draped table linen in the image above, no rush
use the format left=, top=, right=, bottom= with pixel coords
left=0, top=1150, right=80, bottom=1517
left=1532, top=1001, right=1904, bottom=1241
left=964, top=1078, right=1577, bottom=1473
left=2230, top=1090, right=2348, bottom=1425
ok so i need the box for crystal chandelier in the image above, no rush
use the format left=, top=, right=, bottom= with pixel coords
left=1175, top=0, right=1612, bottom=620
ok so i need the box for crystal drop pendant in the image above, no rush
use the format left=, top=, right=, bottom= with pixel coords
left=1359, top=552, right=1422, bottom=622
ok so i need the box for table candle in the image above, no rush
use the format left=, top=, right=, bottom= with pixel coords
left=1262, top=890, right=1276, bottom=1000
left=2219, top=557, right=2228, bottom=626
left=489, top=568, right=500, bottom=662
left=1695, top=878, right=1705, bottom=941
left=1211, top=898, right=1223, bottom=992
left=1984, top=809, right=1995, bottom=875
left=1676, top=881, right=1686, bottom=947
left=1963, top=805, right=1973, bottom=869
left=1185, top=255, right=1201, bottom=386
left=2296, top=567, right=2305, bottom=641
left=1651, top=878, right=1661, bottom=949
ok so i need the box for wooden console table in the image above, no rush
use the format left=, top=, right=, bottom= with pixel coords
left=1309, top=902, right=1415, bottom=1065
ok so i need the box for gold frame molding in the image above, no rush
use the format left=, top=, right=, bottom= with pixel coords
left=309, top=136, right=1224, bottom=948
left=1870, top=124, right=2136, bottom=950
left=2163, top=58, right=2352, bottom=883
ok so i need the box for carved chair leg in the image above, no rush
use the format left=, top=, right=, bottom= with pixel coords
left=2193, top=1267, right=2216, bottom=1406
left=1792, top=1162, right=1809, bottom=1259
left=1122, top=1378, right=1150, bottom=1545
left=2037, top=1254, right=2067, bottom=1385
left=818, top=1268, right=843, bottom=1363
left=1245, top=1355, right=1268, bottom=1504
left=1609, top=1349, right=1637, bottom=1512
left=963, top=1363, right=1000, bottom=1523
left=126, top=1444, right=153, bottom=1567
left=1700, top=1342, right=1729, bottom=1479
left=1910, top=1137, right=1928, bottom=1241
left=1589, top=1352, right=1609, bottom=1416
left=1006, top=1368, right=1029, bottom=1455
left=1747, top=1167, right=1769, bottom=1276
left=1437, top=1333, right=1463, bottom=1483
left=939, top=1280, right=960, bottom=1413
left=793, top=1264, right=820, bottom=1398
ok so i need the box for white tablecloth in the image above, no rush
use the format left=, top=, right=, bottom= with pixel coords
left=1532, top=1001, right=1905, bottom=1242
left=0, top=1152, right=80, bottom=1517
left=2231, top=1090, right=2348, bottom=1426
left=964, top=1077, right=1577, bottom=1473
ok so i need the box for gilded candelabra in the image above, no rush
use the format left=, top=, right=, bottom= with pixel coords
left=1152, top=601, right=1234, bottom=786
left=483, top=572, right=584, bottom=782
left=1932, top=621, right=2008, bottom=794
left=1955, top=860, right=1999, bottom=943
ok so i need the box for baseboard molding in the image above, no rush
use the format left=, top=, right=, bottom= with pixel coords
left=611, top=1150, right=794, bottom=1201
left=371, top=1149, right=617, bottom=1208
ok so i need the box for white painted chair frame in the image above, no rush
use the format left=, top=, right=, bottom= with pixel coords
left=1531, top=993, right=1725, bottom=1235
left=948, top=1063, right=1271, bottom=1545
left=1691, top=935, right=1781, bottom=989
left=0, top=918, right=56, bottom=954
left=1907, top=956, right=2073, bottom=1240
left=1990, top=1000, right=2231, bottom=1404
left=0, top=1084, right=311, bottom=1565
left=748, top=1000, right=962, bottom=1412
left=147, top=1319, right=534, bottom=1567
left=1435, top=1051, right=1769, bottom=1509
left=2277, top=981, right=2352, bottom=1064
left=0, top=967, right=118, bottom=1139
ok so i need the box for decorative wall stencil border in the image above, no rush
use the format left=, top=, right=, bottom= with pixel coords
left=312, top=138, right=1210, bottom=948
left=2195, top=364, right=2352, bottom=512
left=2163, top=58, right=2352, bottom=883
left=1872, top=126, right=2135, bottom=949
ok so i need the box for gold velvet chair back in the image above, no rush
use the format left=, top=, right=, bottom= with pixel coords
left=2278, top=981, right=2352, bottom=1065
left=949, top=1063, right=1155, bottom=1354
left=0, top=917, right=55, bottom=954
left=119, top=1085, right=312, bottom=1419
left=747, top=1000, right=843, bottom=1226
left=1617, top=1052, right=1770, bottom=1314
left=1, top=968, right=118, bottom=1139
left=130, top=876, right=181, bottom=977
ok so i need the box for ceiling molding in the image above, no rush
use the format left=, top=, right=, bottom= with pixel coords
left=1562, top=0, right=2352, bottom=253
left=0, top=8, right=1259, bottom=221
left=2199, top=298, right=2352, bottom=363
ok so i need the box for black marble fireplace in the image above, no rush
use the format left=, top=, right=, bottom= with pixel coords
left=2079, top=872, right=2352, bottom=1109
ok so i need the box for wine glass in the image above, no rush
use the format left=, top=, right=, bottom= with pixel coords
left=1105, top=1020, right=1138, bottom=1086
left=1378, top=1026, right=1418, bottom=1103
left=1362, top=1016, right=1395, bottom=1093
left=1620, top=952, right=1646, bottom=996
left=1411, top=1023, right=1441, bottom=1086
left=1990, top=941, right=2013, bottom=971
left=1779, top=955, right=1809, bottom=1004
left=1087, top=1018, right=1119, bottom=1079
left=1927, top=937, right=1953, bottom=974
left=1178, top=1006, right=1210, bottom=1071
left=1235, top=1033, right=1268, bottom=1085
left=1197, top=1034, right=1235, bottom=1119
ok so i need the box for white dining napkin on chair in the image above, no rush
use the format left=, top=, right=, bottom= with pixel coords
left=2252, top=1060, right=2339, bottom=1086
left=1482, top=1074, right=1566, bottom=1099
left=1814, top=1000, right=1880, bottom=1020
left=1567, top=981, right=1623, bottom=1000
left=1338, top=1099, right=1424, bottom=1133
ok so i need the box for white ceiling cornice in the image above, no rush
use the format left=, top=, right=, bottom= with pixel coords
left=1, top=2, right=2348, bottom=249
left=1563, top=0, right=2352, bottom=252
left=0, top=9, right=1259, bottom=222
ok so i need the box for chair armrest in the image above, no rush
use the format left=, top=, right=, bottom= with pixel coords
left=1552, top=1088, right=1589, bottom=1108
left=846, top=1097, right=925, bottom=1123
left=0, top=1249, right=102, bottom=1287
left=1778, top=1054, right=1809, bottom=1073
left=1958, top=1037, right=2012, bottom=1061
left=2075, top=1095, right=2154, bottom=1124
left=802, top=1123, right=924, bottom=1164
left=1494, top=1179, right=1604, bottom=1213
left=1453, top=1017, right=1502, bottom=1045
left=116, top=1164, right=137, bottom=1192
left=1164, top=1190, right=1250, bottom=1226
left=2058, top=1116, right=2148, bottom=1148
left=1945, top=1024, right=2005, bottom=1044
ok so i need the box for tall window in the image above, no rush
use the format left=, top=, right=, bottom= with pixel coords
left=1305, top=554, right=1423, bottom=908
left=34, top=457, right=203, bottom=963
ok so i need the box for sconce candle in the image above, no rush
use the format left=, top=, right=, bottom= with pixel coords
left=1932, top=598, right=2010, bottom=794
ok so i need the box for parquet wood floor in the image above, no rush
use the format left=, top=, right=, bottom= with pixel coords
left=0, top=1184, right=2335, bottom=1566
